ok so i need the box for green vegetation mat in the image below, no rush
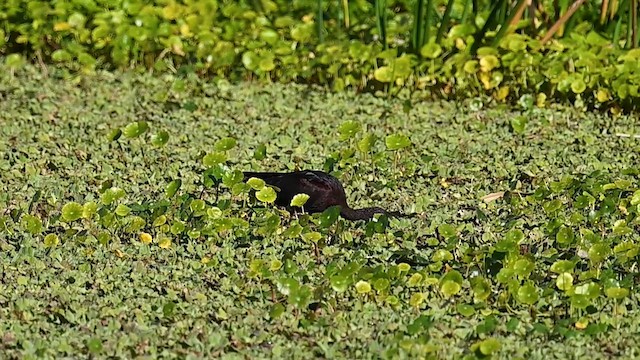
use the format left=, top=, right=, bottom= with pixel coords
left=2, top=65, right=640, bottom=359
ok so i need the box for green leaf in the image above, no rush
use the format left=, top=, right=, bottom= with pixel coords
left=612, top=220, right=632, bottom=236
left=355, top=280, right=372, bottom=294
left=21, top=214, right=42, bottom=234
left=165, top=179, right=182, bottom=198
left=290, top=193, right=310, bottom=207
left=153, top=215, right=167, bottom=226
left=214, top=137, right=237, bottom=151
left=374, top=66, right=393, bottom=83
left=495, top=238, right=518, bottom=252
left=440, top=280, right=461, bottom=297
left=513, top=259, right=534, bottom=278
left=437, top=223, right=457, bottom=239
left=373, top=278, right=390, bottom=292
left=571, top=294, right=590, bottom=309
left=319, top=206, right=340, bottom=228
left=471, top=277, right=491, bottom=300
left=289, top=285, right=312, bottom=309
left=203, top=152, right=227, bottom=166
left=61, top=202, right=83, bottom=222
left=256, top=187, right=277, bottom=203
left=43, top=234, right=60, bottom=248
left=517, top=283, right=539, bottom=304
left=101, top=187, right=126, bottom=205
left=170, top=221, right=185, bottom=235
left=398, top=263, right=411, bottom=272
left=330, top=274, right=350, bottom=292
left=107, top=129, right=122, bottom=141
left=206, top=207, right=222, bottom=219
left=115, top=204, right=131, bottom=216
left=357, top=133, right=377, bottom=153
left=385, top=133, right=411, bottom=151
left=463, top=60, right=478, bottom=73
left=420, top=42, right=442, bottom=59
left=150, top=131, right=170, bottom=147
left=190, top=199, right=206, bottom=212
left=269, top=303, right=285, bottom=319
left=301, top=231, right=321, bottom=242
left=82, top=201, right=98, bottom=219
left=479, top=55, right=500, bottom=72
left=571, top=77, right=587, bottom=94
left=86, top=338, right=103, bottom=354
left=242, top=51, right=259, bottom=70
left=588, top=243, right=610, bottom=263
left=556, top=226, right=574, bottom=245
left=505, top=228, right=524, bottom=243
left=253, top=144, right=267, bottom=160
left=52, top=49, right=73, bottom=62
left=407, top=273, right=423, bottom=287
left=556, top=272, right=574, bottom=291
left=246, top=177, right=266, bottom=190
left=510, top=115, right=527, bottom=134
left=222, top=170, right=243, bottom=187
left=409, top=292, right=426, bottom=307
left=338, top=120, right=362, bottom=141
left=122, top=121, right=149, bottom=138
left=258, top=56, right=276, bottom=72
left=550, top=260, right=575, bottom=273
left=605, top=287, right=629, bottom=300
left=432, top=249, right=453, bottom=262
left=543, top=199, right=562, bottom=214
left=477, top=338, right=501, bottom=355
left=457, top=304, right=475, bottom=317
left=5, top=54, right=25, bottom=69
left=260, top=29, right=279, bottom=44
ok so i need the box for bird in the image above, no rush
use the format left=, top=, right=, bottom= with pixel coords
left=242, top=170, right=412, bottom=221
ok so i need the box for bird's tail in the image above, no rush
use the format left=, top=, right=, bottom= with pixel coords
left=386, top=210, right=420, bottom=218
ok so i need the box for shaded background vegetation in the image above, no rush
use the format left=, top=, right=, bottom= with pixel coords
left=2, top=0, right=640, bottom=110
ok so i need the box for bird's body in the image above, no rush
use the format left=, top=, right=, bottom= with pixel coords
left=243, top=170, right=407, bottom=221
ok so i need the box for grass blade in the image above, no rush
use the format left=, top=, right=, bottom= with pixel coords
left=492, top=0, right=530, bottom=47
left=632, top=0, right=638, bottom=48
left=470, top=0, right=505, bottom=53
left=436, top=0, right=455, bottom=44
left=424, top=0, right=433, bottom=44
left=541, top=0, right=587, bottom=45
left=412, top=0, right=425, bottom=51
left=341, top=0, right=350, bottom=29
left=317, top=0, right=325, bottom=43
left=375, top=0, right=388, bottom=49
left=601, top=0, right=610, bottom=24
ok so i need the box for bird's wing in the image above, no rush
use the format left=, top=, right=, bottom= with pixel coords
left=298, top=171, right=335, bottom=191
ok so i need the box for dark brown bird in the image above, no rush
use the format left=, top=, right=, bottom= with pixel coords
left=243, top=170, right=411, bottom=221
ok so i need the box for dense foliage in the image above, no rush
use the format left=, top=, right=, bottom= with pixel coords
left=2, top=0, right=640, bottom=111
left=2, top=64, right=640, bottom=358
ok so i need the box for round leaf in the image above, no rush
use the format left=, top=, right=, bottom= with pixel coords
left=122, top=121, right=149, bottom=138
left=290, top=193, right=310, bottom=207
left=374, top=66, right=393, bottom=83
left=420, top=42, right=442, bottom=59
left=61, top=202, right=83, bottom=222
left=385, top=133, right=412, bottom=151
left=355, top=280, right=372, bottom=294
left=256, top=187, right=277, bottom=203
left=151, top=131, right=170, bottom=147
left=556, top=272, right=574, bottom=291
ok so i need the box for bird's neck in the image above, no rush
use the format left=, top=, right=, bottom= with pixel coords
left=340, top=206, right=386, bottom=221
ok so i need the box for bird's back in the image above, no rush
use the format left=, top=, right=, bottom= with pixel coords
left=243, top=170, right=347, bottom=212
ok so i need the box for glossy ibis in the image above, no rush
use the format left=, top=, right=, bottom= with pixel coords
left=243, top=170, right=411, bottom=220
